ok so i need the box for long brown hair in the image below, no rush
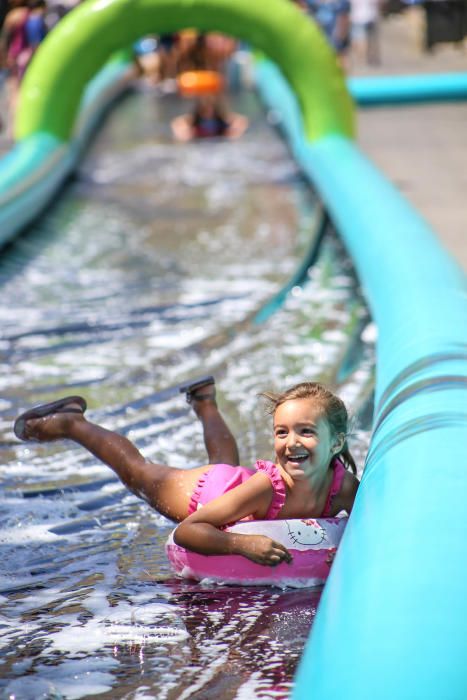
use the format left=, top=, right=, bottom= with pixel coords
left=261, top=381, right=357, bottom=474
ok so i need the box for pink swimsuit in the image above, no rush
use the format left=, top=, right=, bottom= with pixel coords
left=188, top=458, right=346, bottom=519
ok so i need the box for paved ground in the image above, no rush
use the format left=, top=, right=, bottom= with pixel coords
left=350, top=8, right=467, bottom=271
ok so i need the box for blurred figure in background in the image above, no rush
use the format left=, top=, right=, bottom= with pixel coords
left=350, top=0, right=383, bottom=64
left=0, top=0, right=9, bottom=29
left=303, top=0, right=352, bottom=70
left=203, top=32, right=237, bottom=73
left=0, top=0, right=48, bottom=136
left=136, top=31, right=238, bottom=93
left=0, top=0, right=8, bottom=131
left=0, top=0, right=30, bottom=135
left=133, top=35, right=161, bottom=86
left=171, top=30, right=247, bottom=142
left=423, top=0, right=467, bottom=52
left=175, top=29, right=200, bottom=73
left=176, top=31, right=237, bottom=77
left=171, top=92, right=248, bottom=142
left=24, top=0, right=46, bottom=53
left=43, top=0, right=67, bottom=32
left=157, top=33, right=179, bottom=82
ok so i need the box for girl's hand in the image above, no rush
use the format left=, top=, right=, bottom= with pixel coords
left=235, top=534, right=293, bottom=567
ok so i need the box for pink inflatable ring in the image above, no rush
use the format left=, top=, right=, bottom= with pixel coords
left=166, top=517, right=347, bottom=588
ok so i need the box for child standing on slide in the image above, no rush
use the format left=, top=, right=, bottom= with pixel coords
left=13, top=378, right=359, bottom=567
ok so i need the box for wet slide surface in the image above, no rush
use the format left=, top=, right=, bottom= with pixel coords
left=0, top=87, right=373, bottom=699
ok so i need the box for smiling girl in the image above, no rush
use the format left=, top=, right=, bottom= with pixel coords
left=13, top=379, right=359, bottom=567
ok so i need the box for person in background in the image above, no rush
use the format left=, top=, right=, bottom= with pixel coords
left=132, top=35, right=162, bottom=86
left=171, top=31, right=247, bottom=142
left=0, top=0, right=30, bottom=135
left=171, top=92, right=248, bottom=141
left=423, top=0, right=467, bottom=52
left=156, top=33, right=179, bottom=82
left=175, top=29, right=200, bottom=73
left=43, top=0, right=66, bottom=32
left=350, top=0, right=383, bottom=65
left=0, top=0, right=9, bottom=29
left=203, top=32, right=237, bottom=74
left=176, top=32, right=238, bottom=79
left=24, top=0, right=46, bottom=53
left=303, top=0, right=352, bottom=70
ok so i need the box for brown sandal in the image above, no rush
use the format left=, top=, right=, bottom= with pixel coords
left=179, top=376, right=215, bottom=404
left=14, top=396, right=87, bottom=441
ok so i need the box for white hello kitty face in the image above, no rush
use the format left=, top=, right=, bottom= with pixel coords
left=286, top=519, right=327, bottom=547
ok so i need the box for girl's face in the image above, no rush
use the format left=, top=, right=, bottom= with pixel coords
left=273, top=398, right=342, bottom=481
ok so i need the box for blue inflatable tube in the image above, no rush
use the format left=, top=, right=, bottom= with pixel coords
left=255, top=59, right=467, bottom=700
left=348, top=71, right=467, bottom=106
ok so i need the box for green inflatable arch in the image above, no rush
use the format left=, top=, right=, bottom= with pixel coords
left=16, top=0, right=354, bottom=143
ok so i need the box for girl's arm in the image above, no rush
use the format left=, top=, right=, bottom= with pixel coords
left=174, top=471, right=292, bottom=566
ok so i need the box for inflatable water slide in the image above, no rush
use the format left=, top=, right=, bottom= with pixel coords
left=0, top=1, right=465, bottom=698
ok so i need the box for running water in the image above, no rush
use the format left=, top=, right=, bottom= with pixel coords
left=0, top=87, right=374, bottom=699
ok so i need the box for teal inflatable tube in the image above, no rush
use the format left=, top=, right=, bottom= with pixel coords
left=348, top=71, right=467, bottom=105
left=255, top=59, right=467, bottom=700
left=0, top=59, right=133, bottom=248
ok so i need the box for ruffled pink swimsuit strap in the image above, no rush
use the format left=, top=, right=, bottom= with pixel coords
left=321, top=458, right=346, bottom=517
left=254, top=460, right=287, bottom=519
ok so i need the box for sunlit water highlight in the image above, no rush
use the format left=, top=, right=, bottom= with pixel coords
left=0, top=87, right=374, bottom=699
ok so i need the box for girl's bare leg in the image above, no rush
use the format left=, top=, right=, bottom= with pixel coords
left=17, top=407, right=210, bottom=523
left=186, top=382, right=240, bottom=466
